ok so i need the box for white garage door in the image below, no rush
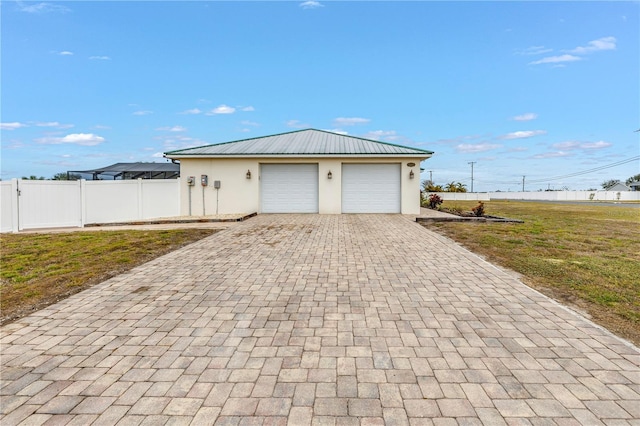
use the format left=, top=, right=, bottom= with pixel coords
left=342, top=163, right=401, bottom=213
left=261, top=164, right=319, bottom=213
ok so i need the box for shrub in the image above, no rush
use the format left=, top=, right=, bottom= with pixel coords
left=471, top=201, right=485, bottom=217
left=427, top=193, right=443, bottom=209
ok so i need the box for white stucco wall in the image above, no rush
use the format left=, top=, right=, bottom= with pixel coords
left=177, top=157, right=424, bottom=215
left=400, top=160, right=422, bottom=215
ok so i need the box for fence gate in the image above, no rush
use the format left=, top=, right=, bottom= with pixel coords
left=17, top=180, right=82, bottom=230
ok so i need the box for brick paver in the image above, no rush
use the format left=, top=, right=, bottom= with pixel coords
left=1, top=214, right=639, bottom=424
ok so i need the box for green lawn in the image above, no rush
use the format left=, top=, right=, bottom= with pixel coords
left=0, top=229, right=218, bottom=324
left=423, top=200, right=640, bottom=345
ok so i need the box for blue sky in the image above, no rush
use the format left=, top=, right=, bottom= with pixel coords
left=2, top=0, right=638, bottom=191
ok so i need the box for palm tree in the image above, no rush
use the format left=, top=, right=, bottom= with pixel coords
left=455, top=182, right=467, bottom=193
left=421, top=180, right=443, bottom=192
left=445, top=182, right=458, bottom=192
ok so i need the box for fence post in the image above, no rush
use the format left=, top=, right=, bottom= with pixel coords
left=137, top=178, right=143, bottom=220
left=80, top=179, right=86, bottom=227
left=16, top=179, right=24, bottom=231
left=11, top=179, right=19, bottom=233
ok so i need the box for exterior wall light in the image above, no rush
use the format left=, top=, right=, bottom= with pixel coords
left=409, top=170, right=415, bottom=179
left=327, top=171, right=332, bottom=179
left=246, top=170, right=251, bottom=179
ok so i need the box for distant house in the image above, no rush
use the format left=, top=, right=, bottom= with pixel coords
left=629, top=182, right=640, bottom=192
left=604, top=182, right=632, bottom=191
left=164, top=129, right=433, bottom=215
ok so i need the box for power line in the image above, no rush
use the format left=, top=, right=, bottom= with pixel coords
left=526, top=156, right=640, bottom=183
left=435, top=155, right=640, bottom=189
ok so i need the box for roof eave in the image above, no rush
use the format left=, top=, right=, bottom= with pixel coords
left=164, top=153, right=434, bottom=160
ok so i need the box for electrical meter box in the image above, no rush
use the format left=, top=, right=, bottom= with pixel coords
left=186, top=176, right=195, bottom=186
left=214, top=180, right=221, bottom=189
left=200, top=175, right=208, bottom=186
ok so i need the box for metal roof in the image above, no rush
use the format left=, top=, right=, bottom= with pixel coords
left=164, top=129, right=434, bottom=158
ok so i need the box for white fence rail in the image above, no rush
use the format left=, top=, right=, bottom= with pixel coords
left=427, top=193, right=491, bottom=201
left=427, top=191, right=640, bottom=203
left=488, top=191, right=640, bottom=202
left=1, top=179, right=180, bottom=232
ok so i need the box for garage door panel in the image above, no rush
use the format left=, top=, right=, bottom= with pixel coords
left=342, top=164, right=400, bottom=213
left=261, top=164, right=318, bottom=213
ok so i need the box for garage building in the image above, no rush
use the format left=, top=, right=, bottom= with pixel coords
left=164, top=129, right=433, bottom=215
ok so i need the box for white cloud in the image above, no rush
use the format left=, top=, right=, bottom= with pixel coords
left=35, top=121, right=74, bottom=129
left=156, top=125, right=187, bottom=132
left=240, top=106, right=255, bottom=112
left=152, top=152, right=164, bottom=158
left=89, top=56, right=111, bottom=60
left=179, top=108, right=202, bottom=115
left=533, top=151, right=572, bottom=159
left=17, top=2, right=70, bottom=13
left=300, top=1, right=323, bottom=9
left=94, top=124, right=111, bottom=130
left=286, top=120, right=309, bottom=129
left=362, top=130, right=396, bottom=140
left=436, top=134, right=481, bottom=145
left=502, top=130, right=547, bottom=140
left=333, top=117, right=371, bottom=126
left=569, top=36, right=616, bottom=55
left=323, top=129, right=349, bottom=135
left=506, top=147, right=528, bottom=153
left=206, top=105, right=235, bottom=115
left=58, top=51, right=73, bottom=56
left=581, top=141, right=612, bottom=149
left=552, top=140, right=612, bottom=150
left=529, top=54, right=581, bottom=65
left=456, top=143, right=502, bottom=153
left=552, top=141, right=580, bottom=150
left=1, top=122, right=27, bottom=130
left=36, top=133, right=106, bottom=146
left=157, top=134, right=206, bottom=151
left=240, top=120, right=259, bottom=127
left=512, top=113, right=537, bottom=122
left=516, top=46, right=553, bottom=56
left=133, top=110, right=153, bottom=116
left=2, top=139, right=25, bottom=149
left=36, top=160, right=79, bottom=167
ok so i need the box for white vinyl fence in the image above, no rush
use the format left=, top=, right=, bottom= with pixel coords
left=427, top=192, right=490, bottom=201
left=1, top=179, right=180, bottom=232
left=488, top=191, right=640, bottom=202
left=427, top=191, right=640, bottom=202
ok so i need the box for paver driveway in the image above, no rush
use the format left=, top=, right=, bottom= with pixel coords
left=1, top=214, right=639, bottom=425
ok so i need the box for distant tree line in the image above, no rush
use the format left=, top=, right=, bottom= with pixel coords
left=421, top=180, right=467, bottom=193
left=20, top=172, right=82, bottom=181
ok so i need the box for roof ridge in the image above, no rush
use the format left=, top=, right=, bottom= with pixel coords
left=166, top=128, right=313, bottom=154
left=164, top=129, right=434, bottom=156
left=310, top=129, right=433, bottom=153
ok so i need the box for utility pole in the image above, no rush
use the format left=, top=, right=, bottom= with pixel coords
left=468, top=162, right=476, bottom=193
left=522, top=176, right=526, bottom=192
left=428, top=170, right=433, bottom=183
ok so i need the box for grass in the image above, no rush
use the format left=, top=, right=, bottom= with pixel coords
left=0, top=229, right=218, bottom=324
left=423, top=200, right=640, bottom=345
